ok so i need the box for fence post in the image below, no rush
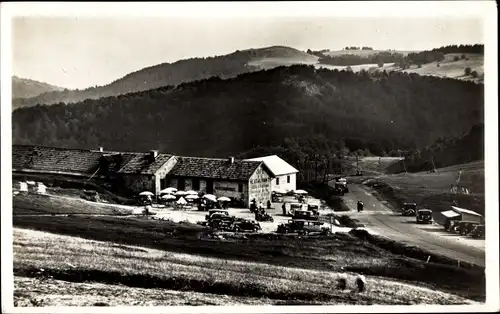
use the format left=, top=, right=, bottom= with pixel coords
left=426, top=255, right=431, bottom=263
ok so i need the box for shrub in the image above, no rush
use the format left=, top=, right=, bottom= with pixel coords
left=453, top=56, right=460, bottom=62
left=471, top=70, right=478, bottom=78
left=464, top=67, right=472, bottom=76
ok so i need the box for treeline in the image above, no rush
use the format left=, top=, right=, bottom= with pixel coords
left=318, top=51, right=405, bottom=66
left=343, top=47, right=374, bottom=50
left=396, top=51, right=446, bottom=69
left=431, top=44, right=484, bottom=55
left=12, top=65, right=483, bottom=175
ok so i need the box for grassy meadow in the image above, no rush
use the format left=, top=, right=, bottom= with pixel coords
left=13, top=228, right=479, bottom=306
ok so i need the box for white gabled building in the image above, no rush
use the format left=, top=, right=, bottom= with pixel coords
left=244, top=155, right=299, bottom=193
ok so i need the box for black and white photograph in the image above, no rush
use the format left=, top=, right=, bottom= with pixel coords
left=1, top=1, right=498, bottom=313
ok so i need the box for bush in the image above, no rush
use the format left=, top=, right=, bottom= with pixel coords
left=417, top=64, right=422, bottom=68
left=471, top=70, right=478, bottom=78
left=461, top=54, right=466, bottom=60
left=464, top=67, right=472, bottom=76
left=453, top=56, right=460, bottom=62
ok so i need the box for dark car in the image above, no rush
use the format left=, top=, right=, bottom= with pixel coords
left=292, top=209, right=319, bottom=221
left=402, top=203, right=417, bottom=216
left=447, top=220, right=461, bottom=233
left=231, top=219, right=261, bottom=233
left=468, top=224, right=485, bottom=239
left=416, top=209, right=433, bottom=224
left=205, top=209, right=229, bottom=221
left=277, top=219, right=329, bottom=235
left=457, top=221, right=479, bottom=236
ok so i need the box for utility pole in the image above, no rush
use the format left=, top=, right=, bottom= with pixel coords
left=431, top=156, right=437, bottom=173
left=402, top=158, right=408, bottom=173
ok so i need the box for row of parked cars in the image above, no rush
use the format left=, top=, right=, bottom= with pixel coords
left=444, top=220, right=485, bottom=239
left=197, top=209, right=262, bottom=232
left=402, top=202, right=484, bottom=239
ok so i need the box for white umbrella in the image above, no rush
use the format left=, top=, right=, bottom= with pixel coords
left=185, top=190, right=198, bottom=195
left=294, top=189, right=308, bottom=195
left=203, top=194, right=217, bottom=202
left=160, top=187, right=177, bottom=194
left=176, top=197, right=187, bottom=205
left=175, top=190, right=188, bottom=196
left=161, top=194, right=176, bottom=200
left=217, top=196, right=231, bottom=202
left=186, top=194, right=199, bottom=200
left=139, top=191, right=154, bottom=196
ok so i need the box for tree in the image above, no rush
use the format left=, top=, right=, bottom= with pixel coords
left=471, top=70, right=478, bottom=78
left=464, top=67, right=472, bottom=76
left=378, top=61, right=384, bottom=68
left=453, top=56, right=460, bottom=61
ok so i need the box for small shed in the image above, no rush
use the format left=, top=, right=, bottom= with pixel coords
left=433, top=209, right=461, bottom=226
left=451, top=206, right=484, bottom=224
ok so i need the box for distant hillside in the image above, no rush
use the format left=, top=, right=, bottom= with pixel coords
left=12, top=76, right=64, bottom=99
left=12, top=46, right=317, bottom=108
left=13, top=65, right=484, bottom=174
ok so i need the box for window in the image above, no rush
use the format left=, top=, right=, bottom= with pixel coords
left=287, top=175, right=291, bottom=184
left=238, top=183, right=243, bottom=192
left=276, top=177, right=280, bottom=185
left=192, top=178, right=200, bottom=191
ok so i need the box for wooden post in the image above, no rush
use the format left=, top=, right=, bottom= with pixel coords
left=426, top=255, right=431, bottom=263
left=402, top=159, right=408, bottom=173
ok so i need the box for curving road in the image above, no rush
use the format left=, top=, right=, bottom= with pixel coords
left=333, top=182, right=485, bottom=267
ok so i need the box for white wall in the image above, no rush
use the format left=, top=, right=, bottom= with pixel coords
left=272, top=173, right=296, bottom=192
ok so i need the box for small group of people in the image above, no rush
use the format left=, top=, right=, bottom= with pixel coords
left=249, top=199, right=272, bottom=212
left=357, top=200, right=364, bottom=212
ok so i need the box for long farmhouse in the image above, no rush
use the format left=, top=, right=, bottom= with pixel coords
left=12, top=145, right=277, bottom=206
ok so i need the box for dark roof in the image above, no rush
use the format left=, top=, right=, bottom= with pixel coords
left=117, top=153, right=173, bottom=175
left=12, top=145, right=102, bottom=175
left=168, top=156, right=272, bottom=181
left=12, top=145, right=173, bottom=176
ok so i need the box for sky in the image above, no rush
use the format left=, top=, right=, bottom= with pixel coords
left=12, top=16, right=484, bottom=90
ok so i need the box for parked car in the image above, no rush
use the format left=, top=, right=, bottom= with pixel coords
left=401, top=203, right=417, bottom=216
left=307, top=203, right=320, bottom=214
left=289, top=203, right=304, bottom=216
left=255, top=209, right=274, bottom=222
left=416, top=209, right=433, bottom=224
left=292, top=209, right=319, bottom=221
left=231, top=219, right=261, bottom=232
left=457, top=221, right=479, bottom=236
left=277, top=219, right=329, bottom=235
left=447, top=220, right=461, bottom=233
left=468, top=224, right=485, bottom=239
left=205, top=209, right=229, bottom=221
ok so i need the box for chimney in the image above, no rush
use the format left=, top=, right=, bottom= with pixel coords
left=150, top=150, right=159, bottom=159
left=98, top=147, right=104, bottom=152
left=229, top=156, right=235, bottom=164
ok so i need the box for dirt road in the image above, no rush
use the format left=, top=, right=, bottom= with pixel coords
left=336, top=182, right=485, bottom=267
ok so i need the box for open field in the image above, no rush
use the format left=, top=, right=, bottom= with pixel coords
left=13, top=228, right=479, bottom=305
left=344, top=156, right=405, bottom=175
left=322, top=50, right=419, bottom=57
left=360, top=161, right=485, bottom=216
left=387, top=53, right=484, bottom=83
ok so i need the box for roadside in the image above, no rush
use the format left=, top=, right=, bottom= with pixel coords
left=338, top=182, right=485, bottom=267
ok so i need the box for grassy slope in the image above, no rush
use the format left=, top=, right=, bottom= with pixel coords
left=13, top=193, right=133, bottom=216
left=12, top=76, right=64, bottom=99
left=12, top=201, right=486, bottom=301
left=13, top=228, right=478, bottom=305
left=362, top=161, right=485, bottom=215
left=387, top=53, right=484, bottom=83
left=323, top=50, right=419, bottom=57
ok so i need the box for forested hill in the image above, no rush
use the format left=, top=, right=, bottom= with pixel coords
left=12, top=46, right=316, bottom=109
left=12, top=76, right=64, bottom=99
left=12, top=65, right=483, bottom=168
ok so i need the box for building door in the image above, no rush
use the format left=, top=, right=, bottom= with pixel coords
left=206, top=179, right=214, bottom=194
left=178, top=178, right=185, bottom=191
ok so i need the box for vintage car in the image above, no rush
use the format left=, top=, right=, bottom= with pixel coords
left=277, top=219, right=329, bottom=235
left=255, top=209, right=274, bottom=222
left=401, top=202, right=417, bottom=216
left=292, top=209, right=319, bottom=221
left=205, top=209, right=229, bottom=221
left=457, top=221, right=480, bottom=236
left=307, top=203, right=320, bottom=213
left=447, top=220, right=461, bottom=233
left=289, top=203, right=305, bottom=216
left=416, top=209, right=433, bottom=224
left=468, top=224, right=485, bottom=239
left=231, top=219, right=261, bottom=233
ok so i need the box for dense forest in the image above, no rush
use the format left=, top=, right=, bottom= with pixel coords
left=12, top=46, right=313, bottom=108
left=12, top=65, right=483, bottom=174
left=401, top=123, right=484, bottom=173
left=431, top=44, right=484, bottom=55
